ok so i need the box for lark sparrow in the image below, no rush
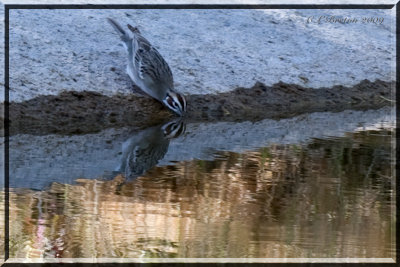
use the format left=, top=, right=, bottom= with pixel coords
left=107, top=18, right=187, bottom=116
left=116, top=119, right=186, bottom=180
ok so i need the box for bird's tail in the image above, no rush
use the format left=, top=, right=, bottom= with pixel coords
left=127, top=24, right=141, bottom=34
left=107, top=18, right=131, bottom=44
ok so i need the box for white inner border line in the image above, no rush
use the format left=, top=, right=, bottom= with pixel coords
left=4, top=258, right=397, bottom=263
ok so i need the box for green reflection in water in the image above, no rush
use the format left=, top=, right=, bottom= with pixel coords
left=8, top=129, right=394, bottom=259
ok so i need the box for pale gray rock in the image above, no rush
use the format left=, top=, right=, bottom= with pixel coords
left=6, top=8, right=395, bottom=102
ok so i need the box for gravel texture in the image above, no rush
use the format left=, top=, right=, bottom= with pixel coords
left=6, top=8, right=395, bottom=102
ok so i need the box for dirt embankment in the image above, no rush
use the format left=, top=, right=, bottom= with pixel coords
left=3, top=79, right=393, bottom=136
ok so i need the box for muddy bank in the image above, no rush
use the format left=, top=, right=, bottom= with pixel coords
left=3, top=79, right=393, bottom=136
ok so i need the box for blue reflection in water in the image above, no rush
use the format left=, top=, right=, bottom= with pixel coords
left=116, top=119, right=186, bottom=180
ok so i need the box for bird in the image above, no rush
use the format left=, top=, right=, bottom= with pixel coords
left=116, top=119, right=186, bottom=180
left=107, top=18, right=187, bottom=116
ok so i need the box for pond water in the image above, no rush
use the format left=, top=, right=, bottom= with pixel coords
left=4, top=108, right=396, bottom=261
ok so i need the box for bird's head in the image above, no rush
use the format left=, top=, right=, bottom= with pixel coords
left=161, top=119, right=186, bottom=139
left=162, top=91, right=187, bottom=116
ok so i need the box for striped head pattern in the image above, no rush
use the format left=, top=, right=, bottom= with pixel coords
left=163, top=91, right=187, bottom=116
left=161, top=119, right=186, bottom=139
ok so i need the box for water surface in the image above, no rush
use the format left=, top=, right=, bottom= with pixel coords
left=7, top=121, right=395, bottom=260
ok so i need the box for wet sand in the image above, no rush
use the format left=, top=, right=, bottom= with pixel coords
left=3, top=79, right=393, bottom=136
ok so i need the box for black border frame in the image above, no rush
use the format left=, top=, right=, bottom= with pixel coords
left=3, top=3, right=399, bottom=266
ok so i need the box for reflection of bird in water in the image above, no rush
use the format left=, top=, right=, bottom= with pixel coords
left=116, top=119, right=186, bottom=180
left=107, top=18, right=187, bottom=116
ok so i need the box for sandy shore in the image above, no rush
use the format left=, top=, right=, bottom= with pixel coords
left=4, top=8, right=395, bottom=102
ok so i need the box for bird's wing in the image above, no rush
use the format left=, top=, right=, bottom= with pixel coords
left=125, top=141, right=169, bottom=179
left=131, top=33, right=173, bottom=87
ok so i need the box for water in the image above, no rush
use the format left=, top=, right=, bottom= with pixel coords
left=5, top=108, right=395, bottom=260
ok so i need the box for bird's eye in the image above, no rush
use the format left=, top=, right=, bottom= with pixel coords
left=167, top=96, right=174, bottom=107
